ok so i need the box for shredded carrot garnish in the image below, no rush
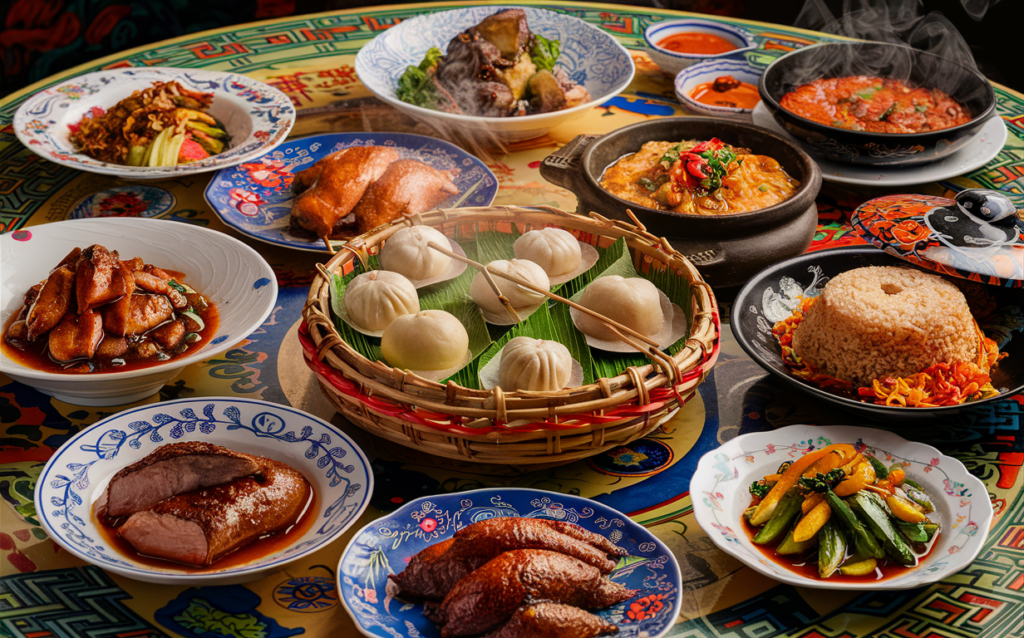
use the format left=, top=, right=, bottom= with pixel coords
left=772, top=296, right=1005, bottom=408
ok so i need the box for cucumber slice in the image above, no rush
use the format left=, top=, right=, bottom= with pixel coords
left=163, top=133, right=186, bottom=167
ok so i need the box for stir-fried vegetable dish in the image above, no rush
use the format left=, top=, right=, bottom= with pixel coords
left=745, top=444, right=940, bottom=580
left=69, top=81, right=230, bottom=167
left=2, top=245, right=217, bottom=374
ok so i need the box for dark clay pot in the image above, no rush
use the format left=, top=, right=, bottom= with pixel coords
left=759, top=42, right=996, bottom=167
left=539, top=117, right=822, bottom=288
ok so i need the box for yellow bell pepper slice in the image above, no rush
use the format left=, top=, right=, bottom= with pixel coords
left=749, top=445, right=843, bottom=526
left=834, top=462, right=876, bottom=497
left=886, top=495, right=927, bottom=522
left=793, top=500, right=832, bottom=542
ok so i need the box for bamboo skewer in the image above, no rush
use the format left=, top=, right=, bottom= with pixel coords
left=426, top=241, right=661, bottom=354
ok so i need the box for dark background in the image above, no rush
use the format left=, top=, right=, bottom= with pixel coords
left=1, top=0, right=1019, bottom=96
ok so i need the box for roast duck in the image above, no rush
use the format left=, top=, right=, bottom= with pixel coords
left=290, top=147, right=459, bottom=247
left=99, top=442, right=310, bottom=567
left=390, top=517, right=634, bottom=637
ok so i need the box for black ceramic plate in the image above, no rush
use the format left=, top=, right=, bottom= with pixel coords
left=730, top=246, right=1024, bottom=421
left=759, top=42, right=996, bottom=168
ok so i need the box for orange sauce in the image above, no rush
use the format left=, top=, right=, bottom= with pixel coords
left=689, top=75, right=760, bottom=109
left=740, top=515, right=939, bottom=583
left=94, top=483, right=317, bottom=573
left=657, top=32, right=737, bottom=55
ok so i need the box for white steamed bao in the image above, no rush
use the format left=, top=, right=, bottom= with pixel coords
left=576, top=275, right=664, bottom=340
left=344, top=270, right=419, bottom=331
left=470, top=259, right=550, bottom=315
left=379, top=226, right=452, bottom=281
left=513, top=228, right=582, bottom=278
left=498, top=337, right=572, bottom=392
left=381, top=309, right=468, bottom=371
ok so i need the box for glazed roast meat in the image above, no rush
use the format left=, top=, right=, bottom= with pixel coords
left=103, top=441, right=260, bottom=517
left=479, top=603, right=619, bottom=638
left=391, top=517, right=628, bottom=601
left=434, top=549, right=636, bottom=637
left=117, top=458, right=310, bottom=566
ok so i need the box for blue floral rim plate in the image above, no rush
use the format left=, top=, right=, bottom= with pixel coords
left=14, top=67, right=295, bottom=180
left=337, top=487, right=682, bottom=638
left=203, top=132, right=499, bottom=253
left=36, top=398, right=373, bottom=584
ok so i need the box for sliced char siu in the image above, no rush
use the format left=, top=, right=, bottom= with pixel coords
left=103, top=441, right=260, bottom=518
left=436, top=549, right=635, bottom=637
left=117, top=458, right=310, bottom=566
left=390, top=517, right=628, bottom=601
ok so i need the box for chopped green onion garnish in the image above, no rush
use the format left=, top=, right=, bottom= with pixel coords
left=181, top=310, right=205, bottom=331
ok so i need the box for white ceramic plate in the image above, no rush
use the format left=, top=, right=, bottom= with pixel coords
left=690, top=424, right=992, bottom=590
left=14, top=67, right=295, bottom=180
left=355, top=6, right=634, bottom=144
left=36, top=397, right=373, bottom=584
left=0, top=218, right=277, bottom=406
left=753, top=102, right=1007, bottom=186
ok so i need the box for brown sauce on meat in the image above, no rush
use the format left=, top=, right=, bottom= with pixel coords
left=94, top=483, right=316, bottom=572
left=1, top=301, right=219, bottom=374
left=740, top=516, right=939, bottom=583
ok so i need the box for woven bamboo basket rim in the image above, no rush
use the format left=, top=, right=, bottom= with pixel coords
left=301, top=205, right=719, bottom=430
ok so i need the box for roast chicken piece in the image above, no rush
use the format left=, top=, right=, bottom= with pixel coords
left=291, top=146, right=400, bottom=240
left=391, top=518, right=628, bottom=601
left=480, top=603, right=618, bottom=638
left=48, top=310, right=103, bottom=362
left=123, top=294, right=174, bottom=336
left=103, top=441, right=260, bottom=518
left=350, top=160, right=459, bottom=233
left=26, top=267, right=75, bottom=340
left=133, top=271, right=187, bottom=309
left=117, top=457, right=310, bottom=566
left=435, top=549, right=636, bottom=637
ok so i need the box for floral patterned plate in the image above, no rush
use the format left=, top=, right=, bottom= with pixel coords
left=690, top=424, right=993, bottom=590
left=14, top=67, right=295, bottom=180
left=203, top=132, right=498, bottom=252
left=337, top=488, right=682, bottom=638
left=36, top=398, right=372, bottom=584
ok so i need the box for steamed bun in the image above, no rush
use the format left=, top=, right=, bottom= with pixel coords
left=379, top=226, right=452, bottom=281
left=344, top=270, right=419, bottom=331
left=513, top=228, right=582, bottom=278
left=470, top=259, right=549, bottom=316
left=381, top=310, right=468, bottom=371
left=576, top=276, right=664, bottom=340
left=498, top=337, right=572, bottom=392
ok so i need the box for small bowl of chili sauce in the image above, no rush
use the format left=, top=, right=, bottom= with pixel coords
left=675, top=59, right=763, bottom=119
left=644, top=19, right=756, bottom=76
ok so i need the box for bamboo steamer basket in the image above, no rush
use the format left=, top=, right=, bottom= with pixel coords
left=301, top=206, right=719, bottom=470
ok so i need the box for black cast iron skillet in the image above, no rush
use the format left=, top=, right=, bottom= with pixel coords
left=540, top=117, right=822, bottom=288
left=731, top=245, right=1023, bottom=422
left=759, top=42, right=996, bottom=167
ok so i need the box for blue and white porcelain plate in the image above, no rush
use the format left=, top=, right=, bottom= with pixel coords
left=36, top=398, right=372, bottom=584
left=14, top=67, right=295, bottom=180
left=338, top=488, right=682, bottom=638
left=203, top=132, right=499, bottom=252
left=354, top=7, right=635, bottom=143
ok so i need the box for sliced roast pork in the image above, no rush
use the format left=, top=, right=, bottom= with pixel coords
left=117, top=459, right=310, bottom=566
left=103, top=441, right=260, bottom=518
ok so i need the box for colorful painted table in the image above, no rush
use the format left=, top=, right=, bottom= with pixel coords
left=2, top=3, right=1023, bottom=637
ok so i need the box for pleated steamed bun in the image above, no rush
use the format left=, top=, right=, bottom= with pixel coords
left=576, top=276, right=664, bottom=340
left=498, top=337, right=572, bottom=392
left=470, top=259, right=549, bottom=316
left=379, top=226, right=452, bottom=281
left=381, top=310, right=468, bottom=371
left=513, top=228, right=582, bottom=278
left=344, top=270, right=419, bottom=331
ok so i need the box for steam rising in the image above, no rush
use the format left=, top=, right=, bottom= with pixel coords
left=795, top=0, right=976, bottom=70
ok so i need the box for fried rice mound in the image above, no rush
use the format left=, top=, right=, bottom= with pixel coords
left=791, top=266, right=979, bottom=386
